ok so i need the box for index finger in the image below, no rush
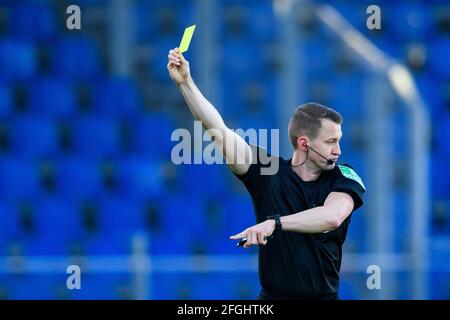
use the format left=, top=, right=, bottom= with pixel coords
left=230, top=232, right=246, bottom=240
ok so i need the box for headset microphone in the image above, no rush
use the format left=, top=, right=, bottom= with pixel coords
left=307, top=145, right=335, bottom=165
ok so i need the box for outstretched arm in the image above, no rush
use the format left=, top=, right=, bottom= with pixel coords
left=167, top=48, right=252, bottom=175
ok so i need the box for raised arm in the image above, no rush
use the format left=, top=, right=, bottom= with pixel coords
left=167, top=48, right=252, bottom=175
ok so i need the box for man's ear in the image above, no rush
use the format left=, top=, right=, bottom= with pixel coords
left=297, top=136, right=308, bottom=151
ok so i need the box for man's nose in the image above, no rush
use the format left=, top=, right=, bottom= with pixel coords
left=332, top=144, right=341, bottom=156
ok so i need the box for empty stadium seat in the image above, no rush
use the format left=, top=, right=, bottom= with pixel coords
left=130, top=113, right=178, bottom=160
left=151, top=273, right=195, bottom=299
left=54, top=158, right=103, bottom=200
left=0, top=38, right=36, bottom=80
left=10, top=116, right=58, bottom=158
left=429, top=39, right=450, bottom=79
left=71, top=116, right=121, bottom=157
left=0, top=82, right=12, bottom=117
left=0, top=202, right=21, bottom=254
left=79, top=119, right=116, bottom=156
left=97, top=197, right=145, bottom=236
left=222, top=41, right=264, bottom=81
left=177, top=163, right=230, bottom=199
left=387, top=4, right=431, bottom=41
left=247, top=2, right=277, bottom=43
left=116, top=157, right=168, bottom=198
left=8, top=2, right=56, bottom=41
left=6, top=275, right=65, bottom=300
left=69, top=274, right=131, bottom=300
left=28, top=78, right=76, bottom=118
left=20, top=198, right=83, bottom=255
left=52, top=37, right=101, bottom=80
left=329, top=75, right=366, bottom=119
left=92, top=77, right=140, bottom=118
left=0, top=157, right=39, bottom=200
left=434, top=113, right=450, bottom=158
left=430, top=153, right=449, bottom=198
left=81, top=232, right=135, bottom=255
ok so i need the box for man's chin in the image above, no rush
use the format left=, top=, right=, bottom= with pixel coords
left=323, top=161, right=336, bottom=170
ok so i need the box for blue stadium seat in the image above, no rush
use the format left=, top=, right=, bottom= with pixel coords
left=338, top=278, right=358, bottom=300
left=222, top=194, right=255, bottom=236
left=130, top=113, right=178, bottom=160
left=300, top=39, right=333, bottom=76
left=6, top=275, right=64, bottom=300
left=93, top=77, right=140, bottom=118
left=0, top=38, right=36, bottom=80
left=8, top=3, right=56, bottom=41
left=135, top=1, right=195, bottom=41
left=133, top=2, right=157, bottom=43
left=414, top=75, right=445, bottom=119
left=10, top=116, right=58, bottom=158
left=117, top=156, right=168, bottom=198
left=387, top=4, right=431, bottom=42
left=177, top=164, right=229, bottom=199
left=222, top=77, right=277, bottom=120
left=54, top=158, right=103, bottom=200
left=52, top=37, right=101, bottom=80
left=97, top=197, right=145, bottom=236
left=154, top=272, right=259, bottom=299
left=0, top=83, right=12, bottom=117
left=222, top=41, right=263, bottom=81
left=247, top=3, right=277, bottom=43
left=0, top=157, right=39, bottom=200
left=431, top=153, right=450, bottom=198
left=149, top=230, right=196, bottom=255
left=232, top=273, right=261, bottom=299
left=159, top=195, right=205, bottom=235
left=147, top=195, right=206, bottom=254
left=345, top=208, right=367, bottom=252
left=28, top=78, right=76, bottom=118
left=329, top=75, right=365, bottom=120
left=394, top=193, right=409, bottom=252
left=220, top=3, right=249, bottom=41
left=434, top=113, right=450, bottom=159
left=0, top=202, right=21, bottom=254
left=72, top=116, right=120, bottom=157
left=430, top=271, right=450, bottom=300
left=236, top=116, right=279, bottom=150
left=429, top=39, right=450, bottom=79
left=82, top=232, right=134, bottom=255
left=21, top=198, right=83, bottom=255
left=151, top=273, right=195, bottom=299
left=70, top=274, right=131, bottom=300
left=190, top=274, right=236, bottom=299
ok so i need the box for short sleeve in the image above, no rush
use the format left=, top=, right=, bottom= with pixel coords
left=233, top=144, right=278, bottom=198
left=331, top=164, right=366, bottom=211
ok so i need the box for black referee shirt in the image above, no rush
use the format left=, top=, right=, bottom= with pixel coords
left=234, top=145, right=365, bottom=299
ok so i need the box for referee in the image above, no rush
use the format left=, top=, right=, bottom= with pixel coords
left=168, top=48, right=365, bottom=300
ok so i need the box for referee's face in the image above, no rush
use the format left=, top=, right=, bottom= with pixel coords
left=310, top=119, right=342, bottom=170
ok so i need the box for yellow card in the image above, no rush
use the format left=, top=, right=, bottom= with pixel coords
left=179, top=25, right=196, bottom=53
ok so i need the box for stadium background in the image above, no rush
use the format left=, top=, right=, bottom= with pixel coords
left=0, top=0, right=449, bottom=299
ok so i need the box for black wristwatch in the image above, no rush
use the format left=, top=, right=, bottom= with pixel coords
left=267, top=214, right=282, bottom=232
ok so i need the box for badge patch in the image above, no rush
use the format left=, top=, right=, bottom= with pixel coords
left=338, top=165, right=366, bottom=190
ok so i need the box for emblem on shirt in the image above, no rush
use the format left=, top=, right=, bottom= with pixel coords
left=338, top=165, right=366, bottom=190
